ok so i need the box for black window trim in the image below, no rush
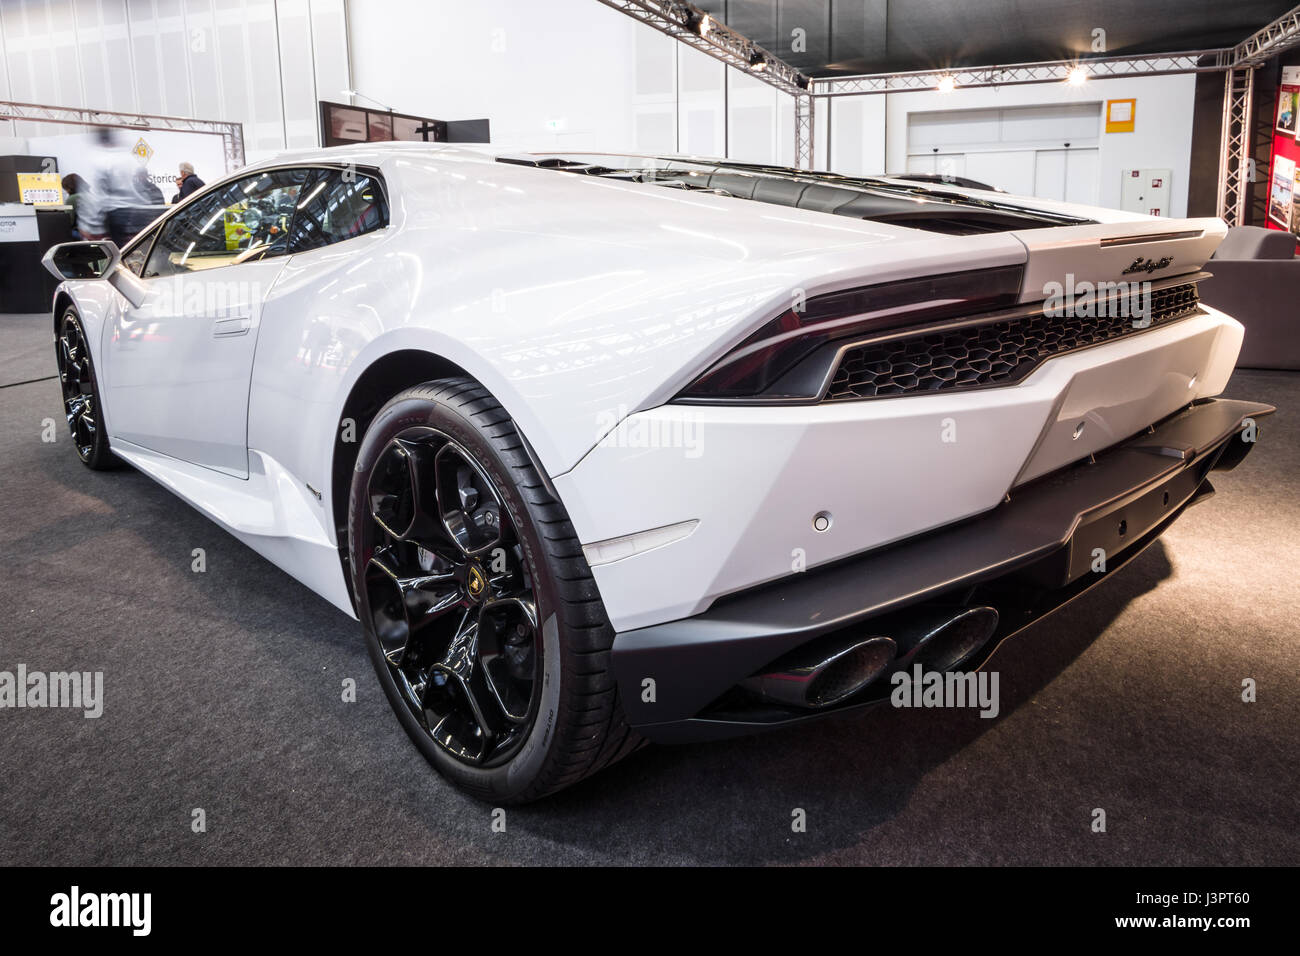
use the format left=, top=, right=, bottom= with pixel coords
left=118, top=162, right=391, bottom=277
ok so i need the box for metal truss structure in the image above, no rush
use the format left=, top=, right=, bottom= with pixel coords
left=1217, top=67, right=1256, bottom=223
left=794, top=94, right=814, bottom=169
left=595, top=0, right=816, bottom=164
left=0, top=100, right=245, bottom=171
left=1215, top=4, right=1300, bottom=223
left=812, top=52, right=1226, bottom=96
left=1231, top=3, right=1300, bottom=65
left=599, top=0, right=1300, bottom=225
left=595, top=0, right=808, bottom=96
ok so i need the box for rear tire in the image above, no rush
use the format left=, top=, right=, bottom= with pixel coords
left=347, top=378, right=641, bottom=803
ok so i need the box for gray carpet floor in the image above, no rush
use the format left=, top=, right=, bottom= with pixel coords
left=1, top=311, right=1297, bottom=866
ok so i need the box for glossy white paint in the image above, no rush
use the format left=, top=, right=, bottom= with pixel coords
left=1009, top=218, right=1226, bottom=299
left=52, top=143, right=1246, bottom=632
left=107, top=262, right=289, bottom=478
left=558, top=307, right=1244, bottom=632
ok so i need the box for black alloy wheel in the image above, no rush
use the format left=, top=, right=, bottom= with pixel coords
left=362, top=427, right=540, bottom=765
left=55, top=308, right=117, bottom=470
left=349, top=379, right=642, bottom=803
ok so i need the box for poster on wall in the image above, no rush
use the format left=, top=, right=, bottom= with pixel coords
left=1269, top=154, right=1295, bottom=229
left=1265, top=68, right=1300, bottom=236
left=1289, top=67, right=1300, bottom=144
left=1277, top=88, right=1298, bottom=136
left=1278, top=67, right=1300, bottom=135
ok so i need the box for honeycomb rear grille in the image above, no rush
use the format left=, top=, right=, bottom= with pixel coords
left=824, top=282, right=1201, bottom=401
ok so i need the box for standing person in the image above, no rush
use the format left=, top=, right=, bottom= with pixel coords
left=61, top=174, right=91, bottom=239
left=80, top=127, right=139, bottom=243
left=172, top=162, right=205, bottom=203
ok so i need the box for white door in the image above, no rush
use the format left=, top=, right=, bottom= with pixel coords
left=106, top=168, right=314, bottom=478
left=906, top=103, right=1102, bottom=202
left=1035, top=149, right=1068, bottom=200
left=965, top=149, right=1035, bottom=194
left=906, top=153, right=966, bottom=178
left=905, top=154, right=936, bottom=175
left=1063, top=149, right=1101, bottom=206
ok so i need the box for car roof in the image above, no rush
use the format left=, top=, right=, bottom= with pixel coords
left=242, top=140, right=466, bottom=169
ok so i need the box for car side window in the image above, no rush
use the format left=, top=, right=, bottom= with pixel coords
left=120, top=228, right=157, bottom=276
left=288, top=170, right=388, bottom=254
left=142, top=168, right=313, bottom=279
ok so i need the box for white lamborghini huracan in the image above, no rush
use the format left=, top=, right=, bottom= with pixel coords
left=43, top=144, right=1271, bottom=802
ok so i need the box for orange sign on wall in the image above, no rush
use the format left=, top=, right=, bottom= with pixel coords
left=1105, top=99, right=1136, bottom=133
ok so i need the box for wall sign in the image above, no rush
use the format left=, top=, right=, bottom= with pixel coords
left=1105, top=99, right=1136, bottom=133
left=0, top=210, right=39, bottom=243
left=15, top=171, right=62, bottom=205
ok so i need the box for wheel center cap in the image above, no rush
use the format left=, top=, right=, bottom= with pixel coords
left=466, top=564, right=487, bottom=600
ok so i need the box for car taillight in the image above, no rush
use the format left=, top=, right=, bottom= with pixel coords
left=676, top=264, right=1024, bottom=401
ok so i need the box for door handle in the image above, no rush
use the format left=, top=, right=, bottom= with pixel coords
left=212, top=316, right=251, bottom=338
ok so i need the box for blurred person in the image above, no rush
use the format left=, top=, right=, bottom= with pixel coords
left=61, top=173, right=91, bottom=239
left=133, top=167, right=165, bottom=205
left=79, top=127, right=146, bottom=245
left=172, top=161, right=205, bottom=203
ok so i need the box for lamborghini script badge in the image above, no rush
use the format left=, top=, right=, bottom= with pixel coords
left=467, top=565, right=486, bottom=598
left=1122, top=255, right=1174, bottom=275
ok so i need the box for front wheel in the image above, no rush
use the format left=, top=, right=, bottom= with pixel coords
left=347, top=378, right=641, bottom=803
left=55, top=307, right=118, bottom=470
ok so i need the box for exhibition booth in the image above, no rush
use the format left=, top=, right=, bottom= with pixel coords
left=0, top=0, right=1296, bottom=887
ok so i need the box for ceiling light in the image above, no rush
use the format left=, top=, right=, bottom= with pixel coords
left=685, top=11, right=715, bottom=36
left=1067, top=66, right=1087, bottom=86
left=937, top=74, right=956, bottom=93
left=750, top=51, right=768, bottom=72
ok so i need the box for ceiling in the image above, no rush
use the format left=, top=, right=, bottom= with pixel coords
left=695, top=0, right=1298, bottom=76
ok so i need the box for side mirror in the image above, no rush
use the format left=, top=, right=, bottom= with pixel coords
left=42, top=240, right=119, bottom=280
left=41, top=240, right=148, bottom=309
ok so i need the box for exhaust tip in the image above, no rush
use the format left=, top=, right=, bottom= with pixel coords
left=806, top=637, right=898, bottom=707
left=909, top=606, right=999, bottom=671
left=742, top=635, right=897, bottom=710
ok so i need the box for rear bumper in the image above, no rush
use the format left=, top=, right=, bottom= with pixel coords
left=557, top=308, right=1245, bottom=634
left=611, top=397, right=1272, bottom=743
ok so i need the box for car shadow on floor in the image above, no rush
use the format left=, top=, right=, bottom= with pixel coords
left=8, top=410, right=1172, bottom=864
left=505, top=542, right=1173, bottom=862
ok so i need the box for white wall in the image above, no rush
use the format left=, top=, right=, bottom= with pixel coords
left=3, top=0, right=799, bottom=170
left=828, top=94, right=886, bottom=175
left=850, top=72, right=1198, bottom=217
left=346, top=0, right=794, bottom=163
left=349, top=0, right=652, bottom=152
left=0, top=0, right=350, bottom=166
